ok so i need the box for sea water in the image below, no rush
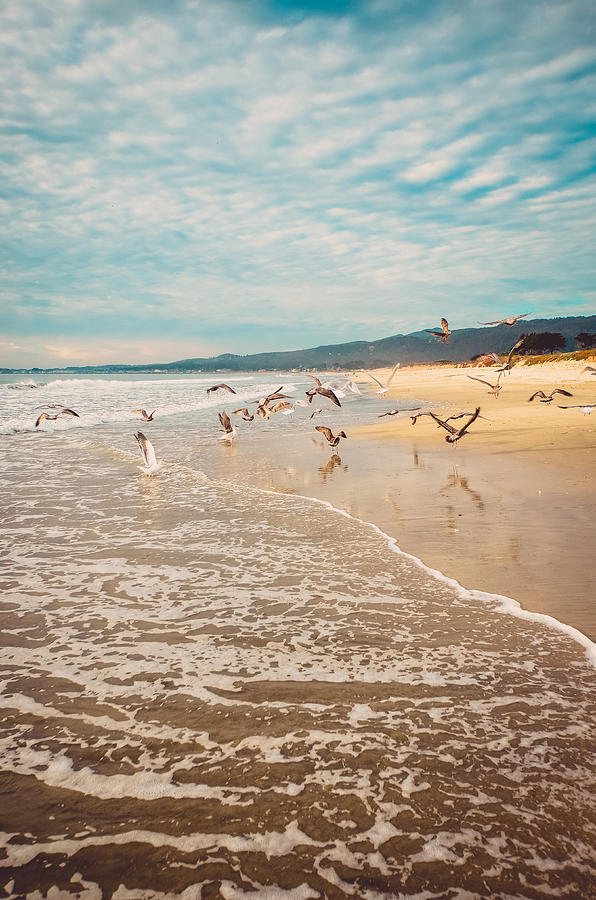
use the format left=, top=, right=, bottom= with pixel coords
left=1, top=373, right=595, bottom=899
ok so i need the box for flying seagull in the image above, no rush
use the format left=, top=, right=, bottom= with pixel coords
left=35, top=408, right=79, bottom=427
left=365, top=363, right=400, bottom=395
left=305, top=375, right=342, bottom=407
left=429, top=407, right=482, bottom=444
left=232, top=407, right=254, bottom=422
left=218, top=411, right=237, bottom=440
left=466, top=374, right=503, bottom=398
left=471, top=353, right=502, bottom=368
left=378, top=407, right=422, bottom=417
left=583, top=366, right=596, bottom=375
left=425, top=318, right=451, bottom=343
left=315, top=425, right=348, bottom=448
left=495, top=335, right=526, bottom=373
left=132, top=408, right=159, bottom=421
left=558, top=403, right=595, bottom=414
left=410, top=411, right=434, bottom=425
left=528, top=389, right=573, bottom=403
left=480, top=313, right=529, bottom=326
left=309, top=407, right=324, bottom=419
left=207, top=383, right=236, bottom=396
left=270, top=400, right=294, bottom=415
left=134, top=432, right=162, bottom=475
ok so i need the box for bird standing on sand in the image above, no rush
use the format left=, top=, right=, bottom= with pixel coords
left=528, top=389, right=573, bottom=403
left=315, top=425, right=347, bottom=448
left=305, top=375, right=342, bottom=408
left=365, top=363, right=400, bottom=395
left=35, top=408, right=79, bottom=427
left=429, top=408, right=482, bottom=444
left=425, top=318, right=451, bottom=343
left=134, top=432, right=162, bottom=475
left=132, top=408, right=159, bottom=421
left=207, top=384, right=236, bottom=396
left=479, top=313, right=529, bottom=326
left=466, top=374, right=503, bottom=398
left=218, top=411, right=237, bottom=440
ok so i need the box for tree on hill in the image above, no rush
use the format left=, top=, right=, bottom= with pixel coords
left=575, top=332, right=596, bottom=350
left=520, top=332, right=566, bottom=354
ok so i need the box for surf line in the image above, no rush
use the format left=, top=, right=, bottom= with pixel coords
left=220, top=478, right=596, bottom=668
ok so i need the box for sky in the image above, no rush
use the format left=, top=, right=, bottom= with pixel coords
left=1, top=0, right=596, bottom=368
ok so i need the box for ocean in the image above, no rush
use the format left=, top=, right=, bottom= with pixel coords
left=1, top=373, right=595, bottom=899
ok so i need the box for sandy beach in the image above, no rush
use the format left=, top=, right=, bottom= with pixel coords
left=202, top=358, right=596, bottom=642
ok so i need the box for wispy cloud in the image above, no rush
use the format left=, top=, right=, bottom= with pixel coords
left=1, top=0, right=595, bottom=366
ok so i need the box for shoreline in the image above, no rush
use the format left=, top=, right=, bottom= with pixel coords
left=205, top=358, right=596, bottom=642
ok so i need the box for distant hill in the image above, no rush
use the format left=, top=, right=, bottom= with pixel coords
left=3, top=314, right=595, bottom=374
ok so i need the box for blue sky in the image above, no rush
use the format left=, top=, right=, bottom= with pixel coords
left=1, top=0, right=595, bottom=367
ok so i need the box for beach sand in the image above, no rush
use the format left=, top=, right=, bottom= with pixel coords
left=206, top=358, right=596, bottom=641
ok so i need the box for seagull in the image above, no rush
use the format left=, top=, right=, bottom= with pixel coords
left=425, top=318, right=451, bottom=343
left=254, top=388, right=291, bottom=410
left=132, top=408, right=159, bottom=421
left=343, top=380, right=362, bottom=394
left=466, top=374, right=503, bottom=398
left=305, top=375, right=342, bottom=407
left=218, top=411, right=237, bottom=440
left=558, top=403, right=595, bottom=414
left=232, top=408, right=254, bottom=422
left=207, top=383, right=236, bottom=396
left=378, top=407, right=422, bottom=417
left=134, top=432, right=162, bottom=475
left=270, top=400, right=294, bottom=415
left=315, top=425, right=348, bottom=448
left=309, top=407, right=324, bottom=419
left=479, top=313, right=529, bottom=326
left=429, top=407, right=481, bottom=444
left=583, top=366, right=596, bottom=375
left=365, top=363, right=400, bottom=395
left=471, top=353, right=502, bottom=368
left=528, top=389, right=573, bottom=403
left=495, top=335, right=526, bottom=373
left=410, top=411, right=434, bottom=425
left=35, top=408, right=79, bottom=427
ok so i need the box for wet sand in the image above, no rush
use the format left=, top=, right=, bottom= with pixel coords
left=206, top=359, right=596, bottom=641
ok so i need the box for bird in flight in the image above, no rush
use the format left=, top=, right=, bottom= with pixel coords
left=558, top=403, right=595, bottom=414
left=232, top=408, right=254, bottom=422
left=132, top=408, right=159, bottom=421
left=425, top=318, right=451, bottom=343
left=218, top=411, right=237, bottom=440
left=378, top=407, right=421, bottom=417
left=495, top=335, right=526, bottom=373
left=583, top=366, right=596, bottom=375
left=315, top=425, right=348, bottom=448
left=305, top=375, right=342, bottom=408
left=270, top=400, right=294, bottom=415
left=134, top=432, right=162, bottom=475
left=480, top=313, right=529, bottom=326
left=429, top=407, right=482, bottom=444
left=35, top=408, right=79, bottom=427
left=365, top=363, right=400, bottom=395
left=528, top=389, right=573, bottom=403
left=206, top=383, right=236, bottom=396
left=309, top=407, right=324, bottom=420
left=466, top=374, right=503, bottom=398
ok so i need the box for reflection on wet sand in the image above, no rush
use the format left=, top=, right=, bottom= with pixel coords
left=318, top=453, right=347, bottom=483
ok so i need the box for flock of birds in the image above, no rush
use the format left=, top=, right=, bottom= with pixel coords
left=31, top=314, right=596, bottom=475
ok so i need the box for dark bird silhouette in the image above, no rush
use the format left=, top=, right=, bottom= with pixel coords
left=479, top=313, right=529, bottom=326
left=466, top=374, right=503, bottom=398
left=232, top=408, right=254, bottom=422
left=429, top=407, right=481, bottom=444
left=583, top=366, right=596, bottom=375
left=495, top=335, right=526, bottom=373
left=132, top=408, right=159, bottom=421
left=35, top=408, right=79, bottom=427
left=425, top=317, right=451, bottom=343
left=315, top=425, right=347, bottom=448
left=207, top=383, right=236, bottom=396
left=305, top=375, right=342, bottom=407
left=378, top=407, right=421, bottom=417
left=557, top=403, right=595, bottom=414
left=528, top=389, right=573, bottom=403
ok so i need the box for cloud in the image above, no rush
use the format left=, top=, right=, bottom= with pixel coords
left=1, top=0, right=595, bottom=364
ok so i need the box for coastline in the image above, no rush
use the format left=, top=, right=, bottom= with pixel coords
left=205, top=358, right=596, bottom=642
